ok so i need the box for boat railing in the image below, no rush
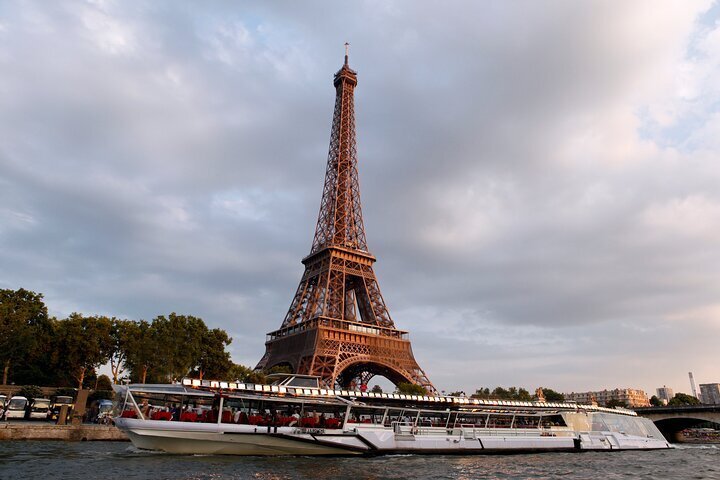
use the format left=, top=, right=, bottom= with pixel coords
left=391, top=423, right=577, bottom=439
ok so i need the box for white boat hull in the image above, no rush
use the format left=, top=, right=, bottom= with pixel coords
left=115, top=419, right=671, bottom=456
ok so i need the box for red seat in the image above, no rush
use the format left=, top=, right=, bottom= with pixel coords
left=248, top=415, right=264, bottom=426
left=121, top=410, right=137, bottom=418
left=326, top=418, right=340, bottom=428
left=180, top=412, right=198, bottom=422
left=221, top=411, right=233, bottom=423
left=151, top=411, right=172, bottom=421
left=300, top=417, right=317, bottom=428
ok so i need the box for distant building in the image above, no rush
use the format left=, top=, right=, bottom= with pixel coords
left=656, top=386, right=674, bottom=405
left=564, top=388, right=650, bottom=408
left=699, top=384, right=720, bottom=405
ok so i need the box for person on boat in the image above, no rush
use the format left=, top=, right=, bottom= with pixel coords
left=318, top=413, right=326, bottom=428
left=140, top=399, right=150, bottom=419
left=289, top=409, right=300, bottom=427
left=236, top=411, right=249, bottom=424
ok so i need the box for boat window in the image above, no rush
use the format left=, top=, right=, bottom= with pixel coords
left=539, top=414, right=567, bottom=428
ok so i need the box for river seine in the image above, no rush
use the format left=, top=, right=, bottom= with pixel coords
left=1, top=441, right=718, bottom=479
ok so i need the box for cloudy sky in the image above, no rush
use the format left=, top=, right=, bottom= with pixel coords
left=1, top=0, right=719, bottom=396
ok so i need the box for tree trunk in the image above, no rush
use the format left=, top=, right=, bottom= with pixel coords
left=2, top=359, right=9, bottom=385
left=110, top=358, right=118, bottom=385
left=77, top=366, right=86, bottom=390
left=142, top=365, right=148, bottom=384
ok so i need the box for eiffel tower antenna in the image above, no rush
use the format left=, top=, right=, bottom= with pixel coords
left=256, top=51, right=434, bottom=393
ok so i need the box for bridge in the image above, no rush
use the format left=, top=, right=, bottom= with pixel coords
left=635, top=405, right=720, bottom=442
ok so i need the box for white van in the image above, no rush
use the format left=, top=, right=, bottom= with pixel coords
left=29, top=398, right=52, bottom=420
left=6, top=396, right=28, bottom=419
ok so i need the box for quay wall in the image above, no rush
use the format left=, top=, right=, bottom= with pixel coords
left=0, top=423, right=128, bottom=442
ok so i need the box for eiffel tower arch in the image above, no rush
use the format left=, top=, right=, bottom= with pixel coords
left=256, top=50, right=435, bottom=393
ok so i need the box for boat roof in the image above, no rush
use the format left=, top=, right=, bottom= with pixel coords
left=114, top=379, right=637, bottom=417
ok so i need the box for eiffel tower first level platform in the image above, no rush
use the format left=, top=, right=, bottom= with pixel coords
left=255, top=50, right=434, bottom=393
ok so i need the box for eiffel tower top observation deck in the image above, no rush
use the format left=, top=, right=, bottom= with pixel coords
left=256, top=49, right=434, bottom=392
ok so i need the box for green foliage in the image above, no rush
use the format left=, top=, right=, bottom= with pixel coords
left=152, top=313, right=206, bottom=381
left=123, top=320, right=159, bottom=384
left=396, top=382, right=428, bottom=395
left=605, top=398, right=629, bottom=408
left=371, top=385, right=383, bottom=394
left=541, top=388, right=565, bottom=402
left=1, top=288, right=238, bottom=389
left=0, top=288, right=49, bottom=385
left=18, top=385, right=43, bottom=401
left=668, top=392, right=701, bottom=406
left=244, top=371, right=267, bottom=385
left=53, top=314, right=113, bottom=389
left=469, top=386, right=533, bottom=401
left=471, top=388, right=491, bottom=399
left=227, top=364, right=254, bottom=382
left=649, top=395, right=662, bottom=407
left=96, top=374, right=112, bottom=391
left=195, top=328, right=234, bottom=379
left=108, top=319, right=136, bottom=384
left=268, top=365, right=292, bottom=375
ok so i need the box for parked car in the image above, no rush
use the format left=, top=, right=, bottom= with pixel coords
left=0, top=394, right=7, bottom=409
left=6, top=396, right=29, bottom=419
left=50, top=395, right=74, bottom=421
left=28, top=398, right=52, bottom=420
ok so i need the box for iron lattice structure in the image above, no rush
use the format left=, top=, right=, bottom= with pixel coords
left=256, top=53, right=434, bottom=393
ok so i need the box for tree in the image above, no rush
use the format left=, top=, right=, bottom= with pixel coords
left=471, top=388, right=491, bottom=399
left=195, top=328, right=233, bottom=380
left=108, top=318, right=136, bottom=384
left=53, top=314, right=113, bottom=389
left=227, top=363, right=254, bottom=382
left=517, top=388, right=532, bottom=401
left=668, top=393, right=700, bottom=406
left=96, top=374, right=112, bottom=391
left=541, top=388, right=565, bottom=402
left=151, top=313, right=206, bottom=381
left=0, top=288, right=49, bottom=385
left=123, top=320, right=161, bottom=384
left=606, top=398, right=628, bottom=408
left=18, top=385, right=43, bottom=401
left=396, top=382, right=428, bottom=395
left=371, top=385, right=383, bottom=394
left=649, top=395, right=662, bottom=407
left=491, top=387, right=510, bottom=399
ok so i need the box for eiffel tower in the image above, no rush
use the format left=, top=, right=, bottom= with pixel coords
left=256, top=49, right=434, bottom=393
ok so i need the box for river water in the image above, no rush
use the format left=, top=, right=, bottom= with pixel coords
left=1, top=441, right=718, bottom=480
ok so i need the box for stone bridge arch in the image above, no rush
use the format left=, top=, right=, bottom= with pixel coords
left=636, top=407, right=720, bottom=442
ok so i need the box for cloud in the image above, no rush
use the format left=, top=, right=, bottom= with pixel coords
left=1, top=0, right=719, bottom=396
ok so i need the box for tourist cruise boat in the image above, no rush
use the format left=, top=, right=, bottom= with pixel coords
left=112, top=374, right=672, bottom=455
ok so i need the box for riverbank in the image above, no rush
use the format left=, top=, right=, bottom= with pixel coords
left=0, top=422, right=128, bottom=441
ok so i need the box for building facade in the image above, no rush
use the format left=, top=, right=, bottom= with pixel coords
left=656, top=386, right=674, bottom=405
left=565, top=388, right=650, bottom=407
left=699, top=383, right=720, bottom=405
